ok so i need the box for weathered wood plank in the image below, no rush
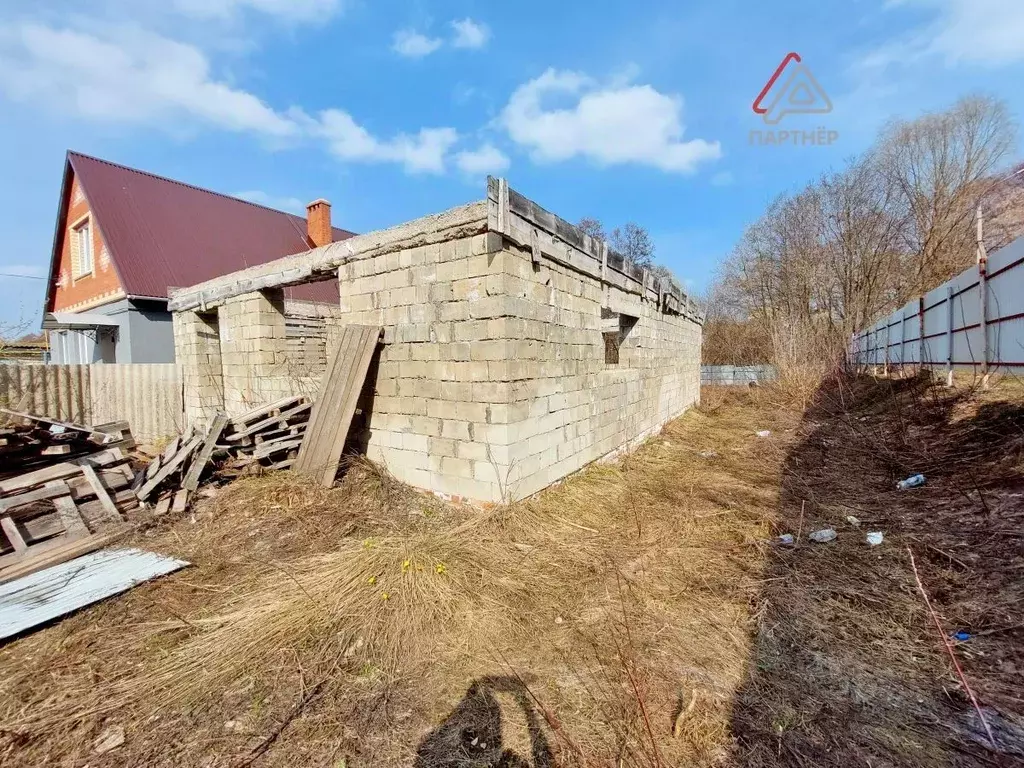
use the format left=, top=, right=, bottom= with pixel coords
left=51, top=487, right=90, bottom=539
left=0, top=450, right=123, bottom=494
left=136, top=437, right=202, bottom=501
left=171, top=489, right=189, bottom=514
left=0, top=480, right=71, bottom=512
left=225, top=401, right=311, bottom=441
left=1, top=516, right=28, bottom=553
left=182, top=412, right=228, bottom=492
left=293, top=326, right=380, bottom=486
left=80, top=464, right=124, bottom=523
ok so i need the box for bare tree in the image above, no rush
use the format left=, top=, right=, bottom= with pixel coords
left=709, top=93, right=1020, bottom=375
left=879, top=94, right=1017, bottom=294
left=611, top=223, right=655, bottom=270
left=576, top=217, right=606, bottom=242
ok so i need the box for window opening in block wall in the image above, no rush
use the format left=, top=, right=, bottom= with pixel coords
left=601, top=308, right=638, bottom=365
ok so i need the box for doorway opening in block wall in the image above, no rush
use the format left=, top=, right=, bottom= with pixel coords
left=601, top=308, right=638, bottom=365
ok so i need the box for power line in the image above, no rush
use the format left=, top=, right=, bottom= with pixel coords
left=0, top=273, right=46, bottom=280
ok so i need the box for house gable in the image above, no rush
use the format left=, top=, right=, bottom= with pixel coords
left=47, top=167, right=124, bottom=313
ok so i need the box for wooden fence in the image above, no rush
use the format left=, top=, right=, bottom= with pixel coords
left=0, top=364, right=183, bottom=442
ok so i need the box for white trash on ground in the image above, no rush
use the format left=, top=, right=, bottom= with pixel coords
left=756, top=430, right=771, bottom=438
left=897, top=474, right=926, bottom=490
left=866, top=532, right=884, bottom=547
left=809, top=529, right=837, bottom=543
left=777, top=533, right=795, bottom=546
left=846, top=515, right=861, bottom=527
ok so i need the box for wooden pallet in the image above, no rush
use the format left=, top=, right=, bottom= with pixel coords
left=0, top=450, right=136, bottom=580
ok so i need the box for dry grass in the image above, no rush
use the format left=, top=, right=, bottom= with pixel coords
left=0, top=398, right=790, bottom=767
left=1, top=375, right=1021, bottom=767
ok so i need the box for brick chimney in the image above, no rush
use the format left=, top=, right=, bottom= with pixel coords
left=306, top=199, right=332, bottom=248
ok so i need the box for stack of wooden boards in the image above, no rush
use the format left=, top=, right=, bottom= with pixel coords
left=0, top=408, right=134, bottom=480
left=133, top=395, right=313, bottom=511
left=0, top=448, right=137, bottom=583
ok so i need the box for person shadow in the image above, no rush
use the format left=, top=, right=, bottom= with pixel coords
left=414, top=676, right=554, bottom=768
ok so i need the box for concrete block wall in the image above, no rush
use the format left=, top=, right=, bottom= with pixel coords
left=334, top=230, right=514, bottom=502
left=172, top=309, right=223, bottom=426
left=333, top=231, right=700, bottom=503
left=492, top=241, right=700, bottom=499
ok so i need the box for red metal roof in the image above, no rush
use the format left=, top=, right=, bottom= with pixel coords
left=61, top=152, right=353, bottom=304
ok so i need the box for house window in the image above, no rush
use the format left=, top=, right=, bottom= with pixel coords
left=601, top=308, right=638, bottom=365
left=71, top=217, right=93, bottom=278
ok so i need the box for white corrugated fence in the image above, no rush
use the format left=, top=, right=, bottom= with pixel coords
left=850, top=234, right=1024, bottom=375
left=0, top=363, right=183, bottom=442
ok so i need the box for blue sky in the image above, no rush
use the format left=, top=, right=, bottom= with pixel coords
left=1, top=0, right=1023, bottom=332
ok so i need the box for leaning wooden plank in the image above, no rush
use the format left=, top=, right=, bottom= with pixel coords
left=293, top=325, right=380, bottom=486
left=181, top=412, right=229, bottom=492
left=136, top=437, right=203, bottom=501
left=161, top=437, right=181, bottom=463
left=80, top=465, right=124, bottom=523
left=0, top=528, right=129, bottom=586
left=0, top=517, right=28, bottom=553
left=153, top=496, right=172, bottom=516
left=0, top=450, right=123, bottom=495
left=51, top=488, right=90, bottom=540
left=42, top=445, right=71, bottom=456
left=0, top=480, right=71, bottom=513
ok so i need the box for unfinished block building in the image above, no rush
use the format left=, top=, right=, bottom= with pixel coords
left=169, top=179, right=703, bottom=502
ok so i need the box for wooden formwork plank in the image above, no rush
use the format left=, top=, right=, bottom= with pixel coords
left=182, top=412, right=228, bottom=492
left=80, top=464, right=124, bottom=523
left=293, top=325, right=380, bottom=487
left=0, top=450, right=123, bottom=494
left=136, top=436, right=202, bottom=501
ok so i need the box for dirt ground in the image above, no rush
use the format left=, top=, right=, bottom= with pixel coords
left=1, top=373, right=1022, bottom=767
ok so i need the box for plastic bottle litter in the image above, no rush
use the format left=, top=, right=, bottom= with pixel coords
left=846, top=515, right=861, bottom=527
left=756, top=430, right=771, bottom=438
left=866, top=531, right=884, bottom=547
left=699, top=450, right=719, bottom=459
left=808, top=528, right=837, bottom=543
left=897, top=474, right=926, bottom=490
left=777, top=533, right=795, bottom=546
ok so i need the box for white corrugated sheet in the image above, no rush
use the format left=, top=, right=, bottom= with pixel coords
left=0, top=548, right=189, bottom=641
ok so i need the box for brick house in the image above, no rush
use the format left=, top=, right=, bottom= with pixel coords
left=41, top=151, right=354, bottom=364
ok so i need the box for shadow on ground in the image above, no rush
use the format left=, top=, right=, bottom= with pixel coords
left=414, top=677, right=553, bottom=768
left=730, top=373, right=1024, bottom=767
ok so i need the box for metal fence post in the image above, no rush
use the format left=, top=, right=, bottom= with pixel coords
left=977, top=207, right=989, bottom=387
left=946, top=285, right=955, bottom=387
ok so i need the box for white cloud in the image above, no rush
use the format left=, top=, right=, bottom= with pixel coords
left=450, top=18, right=490, bottom=49
left=235, top=190, right=307, bottom=214
left=392, top=29, right=443, bottom=58
left=454, top=144, right=510, bottom=176
left=500, top=69, right=721, bottom=174
left=865, top=0, right=1024, bottom=69
left=315, top=109, right=458, bottom=173
left=172, top=0, right=342, bottom=22
left=0, top=23, right=299, bottom=137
